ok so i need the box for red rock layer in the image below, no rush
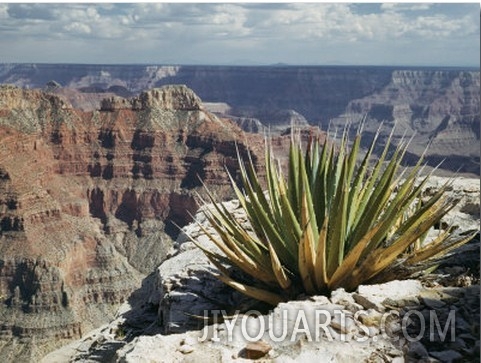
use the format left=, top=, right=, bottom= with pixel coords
left=0, top=84, right=275, bottom=360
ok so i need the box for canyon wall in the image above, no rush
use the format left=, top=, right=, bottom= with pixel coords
left=0, top=84, right=265, bottom=361
left=0, top=64, right=395, bottom=122
left=0, top=64, right=478, bottom=174
left=0, top=64, right=479, bottom=360
left=330, top=70, right=480, bottom=174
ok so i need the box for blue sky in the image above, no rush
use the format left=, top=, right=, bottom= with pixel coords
left=0, top=2, right=479, bottom=67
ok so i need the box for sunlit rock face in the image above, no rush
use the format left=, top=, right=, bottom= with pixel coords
left=0, top=84, right=266, bottom=361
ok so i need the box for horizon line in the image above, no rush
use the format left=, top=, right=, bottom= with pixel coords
left=1, top=62, right=479, bottom=70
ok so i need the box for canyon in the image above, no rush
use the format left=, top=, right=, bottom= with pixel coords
left=1, top=64, right=479, bottom=174
left=0, top=84, right=276, bottom=361
left=0, top=64, right=479, bottom=361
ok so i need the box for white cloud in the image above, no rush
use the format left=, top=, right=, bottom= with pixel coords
left=381, top=3, right=432, bottom=12
left=0, top=3, right=478, bottom=66
left=0, top=4, right=9, bottom=20
left=2, top=3, right=476, bottom=42
left=63, top=22, right=91, bottom=35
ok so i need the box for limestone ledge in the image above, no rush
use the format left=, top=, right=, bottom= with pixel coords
left=42, top=176, right=480, bottom=362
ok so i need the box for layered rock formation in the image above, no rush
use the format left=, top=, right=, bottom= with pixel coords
left=1, top=64, right=478, bottom=174
left=41, top=177, right=480, bottom=362
left=0, top=64, right=180, bottom=94
left=331, top=70, right=480, bottom=174
left=0, top=64, right=479, bottom=361
left=0, top=84, right=263, bottom=361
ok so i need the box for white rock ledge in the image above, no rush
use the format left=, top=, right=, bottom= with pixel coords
left=42, top=177, right=480, bottom=362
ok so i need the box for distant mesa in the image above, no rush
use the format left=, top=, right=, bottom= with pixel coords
left=100, top=85, right=204, bottom=113
left=132, top=85, right=203, bottom=111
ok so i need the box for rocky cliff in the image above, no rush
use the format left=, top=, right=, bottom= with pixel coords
left=0, top=65, right=479, bottom=360
left=331, top=70, right=480, bottom=174
left=41, top=177, right=480, bottom=363
left=0, top=64, right=478, bottom=174
left=0, top=84, right=266, bottom=361
left=0, top=64, right=394, bottom=122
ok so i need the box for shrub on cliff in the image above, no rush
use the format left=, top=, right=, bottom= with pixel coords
left=192, top=128, right=475, bottom=305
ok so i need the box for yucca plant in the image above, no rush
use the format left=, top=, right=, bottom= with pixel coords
left=192, top=127, right=476, bottom=306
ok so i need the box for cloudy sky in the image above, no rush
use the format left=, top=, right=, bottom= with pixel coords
left=0, top=2, right=479, bottom=67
